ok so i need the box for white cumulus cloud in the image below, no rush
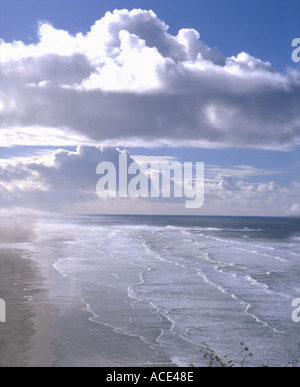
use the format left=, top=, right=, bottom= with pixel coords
left=0, top=9, right=299, bottom=148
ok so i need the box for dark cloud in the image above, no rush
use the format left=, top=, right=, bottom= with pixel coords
left=28, top=146, right=134, bottom=191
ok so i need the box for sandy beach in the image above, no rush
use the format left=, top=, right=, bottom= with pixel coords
left=0, top=248, right=36, bottom=367
left=0, top=217, right=56, bottom=367
left=0, top=247, right=57, bottom=367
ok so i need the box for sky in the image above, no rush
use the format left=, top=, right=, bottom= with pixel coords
left=0, top=0, right=299, bottom=216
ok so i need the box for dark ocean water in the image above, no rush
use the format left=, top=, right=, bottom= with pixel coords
left=37, top=216, right=300, bottom=367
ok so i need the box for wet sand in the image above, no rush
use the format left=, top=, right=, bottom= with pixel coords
left=0, top=248, right=45, bottom=366
left=0, top=217, right=56, bottom=367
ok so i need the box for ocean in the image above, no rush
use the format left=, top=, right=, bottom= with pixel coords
left=31, top=216, right=300, bottom=367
